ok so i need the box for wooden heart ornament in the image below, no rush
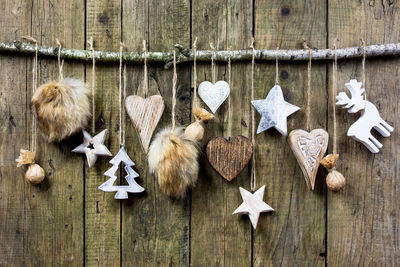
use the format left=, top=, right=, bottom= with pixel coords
left=288, top=129, right=329, bottom=190
left=206, top=135, right=253, bottom=181
left=198, top=81, right=230, bottom=113
left=125, top=95, right=164, bottom=153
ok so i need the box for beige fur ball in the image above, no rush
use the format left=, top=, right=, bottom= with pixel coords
left=148, top=127, right=199, bottom=199
left=31, top=78, right=91, bottom=142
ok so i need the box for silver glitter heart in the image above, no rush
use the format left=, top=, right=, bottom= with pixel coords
left=198, top=81, right=230, bottom=114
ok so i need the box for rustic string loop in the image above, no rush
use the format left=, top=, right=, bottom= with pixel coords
left=192, top=37, right=198, bottom=110
left=210, top=42, right=216, bottom=83
left=56, top=39, right=64, bottom=81
left=143, top=40, right=148, bottom=97
left=250, top=38, right=256, bottom=191
left=275, top=46, right=279, bottom=85
left=360, top=38, right=367, bottom=108
left=303, top=40, right=312, bottom=131
left=332, top=40, right=338, bottom=156
left=23, top=36, right=38, bottom=152
left=119, top=43, right=126, bottom=146
left=227, top=46, right=232, bottom=136
left=171, top=50, right=177, bottom=131
left=88, top=37, right=96, bottom=134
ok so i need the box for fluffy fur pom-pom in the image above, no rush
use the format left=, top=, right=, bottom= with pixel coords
left=148, top=127, right=199, bottom=199
left=31, top=78, right=91, bottom=142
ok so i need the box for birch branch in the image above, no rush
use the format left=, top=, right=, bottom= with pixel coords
left=1, top=41, right=400, bottom=69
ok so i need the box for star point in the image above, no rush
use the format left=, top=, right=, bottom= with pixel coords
left=252, top=84, right=300, bottom=136
left=72, top=129, right=112, bottom=168
left=233, top=185, right=274, bottom=229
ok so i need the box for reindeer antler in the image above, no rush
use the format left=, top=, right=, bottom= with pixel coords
left=336, top=79, right=366, bottom=113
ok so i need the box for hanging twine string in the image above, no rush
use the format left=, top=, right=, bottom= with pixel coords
left=303, top=40, right=312, bottom=131
left=119, top=43, right=126, bottom=146
left=227, top=46, right=232, bottom=137
left=332, top=40, right=338, bottom=156
left=361, top=38, right=367, bottom=108
left=192, top=37, right=199, bottom=110
left=275, top=46, right=279, bottom=85
left=171, top=50, right=177, bottom=131
left=143, top=40, right=148, bottom=97
left=210, top=42, right=216, bottom=83
left=250, top=38, right=256, bottom=191
left=88, top=37, right=96, bottom=134
left=56, top=39, right=64, bottom=81
left=23, top=36, right=38, bottom=152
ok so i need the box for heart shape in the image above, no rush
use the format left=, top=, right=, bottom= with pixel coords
left=206, top=135, right=253, bottom=181
left=288, top=129, right=329, bottom=190
left=198, top=81, right=230, bottom=113
left=125, top=95, right=164, bottom=153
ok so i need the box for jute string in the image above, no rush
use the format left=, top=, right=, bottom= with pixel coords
left=119, top=43, right=126, bottom=146
left=332, top=40, right=338, bottom=156
left=227, top=46, right=232, bottom=137
left=171, top=50, right=177, bottom=131
left=23, top=36, right=38, bottom=152
left=303, top=41, right=312, bottom=131
left=275, top=46, right=279, bottom=85
left=143, top=40, right=148, bottom=97
left=361, top=38, right=367, bottom=109
left=250, top=38, right=256, bottom=191
left=88, top=37, right=96, bottom=134
left=56, top=39, right=64, bottom=81
left=210, top=43, right=216, bottom=83
left=192, top=37, right=199, bottom=110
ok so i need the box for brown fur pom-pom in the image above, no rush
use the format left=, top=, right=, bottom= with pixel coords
left=148, top=127, right=199, bottom=199
left=31, top=78, right=91, bottom=142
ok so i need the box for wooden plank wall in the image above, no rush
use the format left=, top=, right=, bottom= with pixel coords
left=0, top=0, right=399, bottom=266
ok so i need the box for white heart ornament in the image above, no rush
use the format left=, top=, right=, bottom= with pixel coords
left=198, top=81, right=230, bottom=113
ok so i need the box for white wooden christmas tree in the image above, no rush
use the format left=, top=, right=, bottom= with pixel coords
left=98, top=146, right=145, bottom=199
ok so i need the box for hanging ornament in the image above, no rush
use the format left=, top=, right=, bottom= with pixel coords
left=206, top=136, right=253, bottom=182
left=198, top=81, right=230, bottom=114
left=321, top=154, right=346, bottom=191
left=99, top=43, right=144, bottom=199
left=98, top=146, right=144, bottom=199
left=16, top=37, right=45, bottom=185
left=72, top=129, right=112, bottom=168
left=125, top=41, right=165, bottom=153
left=198, top=42, right=230, bottom=114
left=288, top=42, right=329, bottom=190
left=232, top=39, right=274, bottom=229
left=288, top=129, right=329, bottom=190
left=336, top=79, right=393, bottom=153
left=232, top=185, right=274, bottom=229
left=16, top=149, right=45, bottom=184
left=251, top=84, right=300, bottom=136
left=148, top=50, right=213, bottom=198
left=320, top=42, right=345, bottom=192
left=31, top=40, right=91, bottom=142
left=72, top=38, right=112, bottom=168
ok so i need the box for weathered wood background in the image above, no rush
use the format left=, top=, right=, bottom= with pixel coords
left=0, top=0, right=399, bottom=266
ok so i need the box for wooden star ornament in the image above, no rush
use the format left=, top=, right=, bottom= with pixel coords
left=72, top=129, right=112, bottom=168
left=232, top=185, right=274, bottom=229
left=251, top=84, right=300, bottom=136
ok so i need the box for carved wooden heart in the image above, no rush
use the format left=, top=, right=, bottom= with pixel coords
left=125, top=95, right=164, bottom=153
left=206, top=135, right=253, bottom=181
left=198, top=81, right=230, bottom=113
left=288, top=129, right=329, bottom=190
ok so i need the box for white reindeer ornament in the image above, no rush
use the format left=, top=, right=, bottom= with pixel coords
left=336, top=79, right=393, bottom=153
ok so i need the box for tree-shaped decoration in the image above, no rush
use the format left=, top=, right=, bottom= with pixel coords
left=98, top=146, right=145, bottom=199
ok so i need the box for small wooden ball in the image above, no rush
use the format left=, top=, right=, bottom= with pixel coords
left=25, top=163, right=45, bottom=184
left=326, top=170, right=345, bottom=191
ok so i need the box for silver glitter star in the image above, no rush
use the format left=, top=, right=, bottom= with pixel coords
left=72, top=129, right=112, bottom=168
left=251, top=84, right=300, bottom=136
